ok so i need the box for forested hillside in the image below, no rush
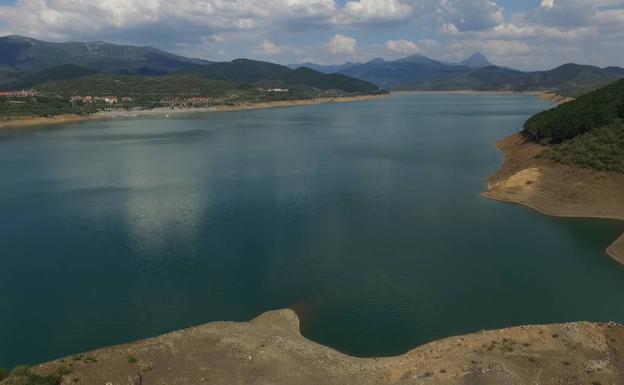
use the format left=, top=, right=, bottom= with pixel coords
left=525, top=79, right=624, bottom=143
left=523, top=79, right=624, bottom=172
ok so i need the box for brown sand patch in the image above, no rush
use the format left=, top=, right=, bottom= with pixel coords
left=4, top=309, right=624, bottom=385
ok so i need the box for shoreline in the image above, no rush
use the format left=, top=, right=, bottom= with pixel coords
left=6, top=309, right=624, bottom=385
left=0, top=94, right=387, bottom=130
left=483, top=132, right=624, bottom=265
left=392, top=90, right=573, bottom=102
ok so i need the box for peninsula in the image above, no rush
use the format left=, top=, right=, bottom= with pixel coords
left=2, top=310, right=623, bottom=385
left=485, top=79, right=624, bottom=264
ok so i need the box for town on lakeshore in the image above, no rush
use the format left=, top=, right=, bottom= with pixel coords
left=1, top=1, right=624, bottom=384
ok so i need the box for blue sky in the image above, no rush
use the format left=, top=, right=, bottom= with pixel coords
left=1, top=0, right=623, bottom=70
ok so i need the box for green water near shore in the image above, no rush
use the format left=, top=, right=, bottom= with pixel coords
left=1, top=93, right=623, bottom=368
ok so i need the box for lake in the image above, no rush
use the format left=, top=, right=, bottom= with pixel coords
left=1, top=93, right=623, bottom=368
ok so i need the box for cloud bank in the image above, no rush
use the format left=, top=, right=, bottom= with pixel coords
left=0, top=0, right=622, bottom=69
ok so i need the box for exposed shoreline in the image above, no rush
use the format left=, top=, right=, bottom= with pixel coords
left=0, top=94, right=387, bottom=130
left=483, top=132, right=624, bottom=265
left=392, top=90, right=574, bottom=103
left=5, top=309, right=624, bottom=385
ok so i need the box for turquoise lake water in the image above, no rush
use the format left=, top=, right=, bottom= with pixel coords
left=1, top=93, right=624, bottom=368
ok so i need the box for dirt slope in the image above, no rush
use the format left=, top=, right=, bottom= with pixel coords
left=484, top=133, right=624, bottom=264
left=2, top=309, right=624, bottom=385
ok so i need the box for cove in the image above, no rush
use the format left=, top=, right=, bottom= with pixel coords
left=1, top=93, right=623, bottom=368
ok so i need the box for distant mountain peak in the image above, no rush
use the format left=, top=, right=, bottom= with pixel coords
left=367, top=57, right=386, bottom=65
left=393, top=53, right=450, bottom=67
left=461, top=52, right=492, bottom=68
left=398, top=53, right=428, bottom=62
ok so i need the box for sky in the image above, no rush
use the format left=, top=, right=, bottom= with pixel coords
left=0, top=0, right=623, bottom=70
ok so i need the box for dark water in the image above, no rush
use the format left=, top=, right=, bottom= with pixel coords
left=1, top=94, right=623, bottom=368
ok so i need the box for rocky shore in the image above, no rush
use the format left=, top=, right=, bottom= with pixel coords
left=483, top=132, right=624, bottom=265
left=2, top=309, right=623, bottom=385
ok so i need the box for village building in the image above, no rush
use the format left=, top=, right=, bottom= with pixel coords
left=0, top=90, right=38, bottom=98
left=70, top=96, right=95, bottom=103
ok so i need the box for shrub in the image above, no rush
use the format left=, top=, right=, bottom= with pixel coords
left=10, top=365, right=31, bottom=377
left=56, top=366, right=72, bottom=376
left=543, top=123, right=624, bottom=172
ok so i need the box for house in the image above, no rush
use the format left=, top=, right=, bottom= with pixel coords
left=11, top=90, right=38, bottom=97
left=92, top=96, right=118, bottom=105
left=70, top=96, right=95, bottom=103
left=122, top=97, right=133, bottom=102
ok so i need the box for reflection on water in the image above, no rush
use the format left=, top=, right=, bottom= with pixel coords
left=1, top=94, right=623, bottom=368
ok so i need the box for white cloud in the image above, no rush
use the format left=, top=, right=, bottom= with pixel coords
left=336, top=0, right=411, bottom=24
left=256, top=39, right=282, bottom=55
left=0, top=0, right=623, bottom=69
left=541, top=0, right=555, bottom=8
left=0, top=0, right=338, bottom=40
left=327, top=34, right=357, bottom=55
left=385, top=39, right=418, bottom=54
left=424, top=0, right=504, bottom=32
left=528, top=0, right=596, bottom=28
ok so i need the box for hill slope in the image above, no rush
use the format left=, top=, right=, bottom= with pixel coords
left=2, top=309, right=624, bottom=385
left=0, top=35, right=210, bottom=75
left=33, top=73, right=247, bottom=97
left=461, top=52, right=492, bottom=68
left=524, top=79, right=624, bottom=143
left=184, top=59, right=380, bottom=93
left=331, top=52, right=622, bottom=95
left=403, top=63, right=621, bottom=96
left=339, top=55, right=465, bottom=89
left=6, top=64, right=100, bottom=90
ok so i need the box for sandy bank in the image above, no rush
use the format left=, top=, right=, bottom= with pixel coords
left=4, top=309, right=624, bottom=385
left=0, top=94, right=387, bottom=130
left=393, top=90, right=573, bottom=101
left=484, top=133, right=624, bottom=265
left=535, top=92, right=575, bottom=104
left=0, top=114, right=90, bottom=129
left=608, top=234, right=624, bottom=265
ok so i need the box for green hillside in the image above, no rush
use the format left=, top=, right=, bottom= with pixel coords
left=185, top=59, right=379, bottom=93
left=518, top=64, right=619, bottom=96
left=523, top=79, right=624, bottom=172
left=544, top=123, right=624, bottom=172
left=0, top=66, right=23, bottom=85
left=0, top=35, right=209, bottom=75
left=401, top=63, right=620, bottom=96
left=34, top=74, right=247, bottom=97
left=403, top=66, right=526, bottom=91
left=0, top=96, right=96, bottom=118
left=7, top=64, right=99, bottom=90
left=525, top=79, right=624, bottom=143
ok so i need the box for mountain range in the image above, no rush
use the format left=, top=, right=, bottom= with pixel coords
left=1, top=35, right=623, bottom=97
left=0, top=35, right=379, bottom=95
left=292, top=53, right=624, bottom=96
